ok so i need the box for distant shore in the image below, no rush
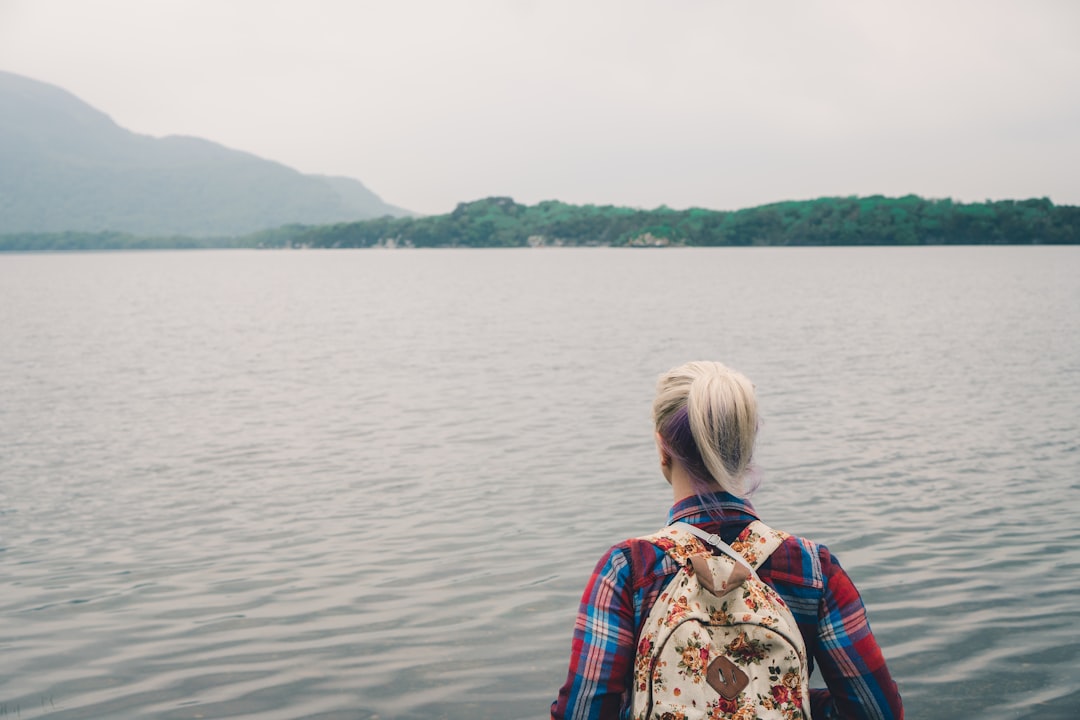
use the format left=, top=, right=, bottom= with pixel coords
left=4, top=195, right=1078, bottom=251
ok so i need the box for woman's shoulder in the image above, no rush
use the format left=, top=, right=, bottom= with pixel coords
left=594, top=534, right=683, bottom=592
left=764, top=531, right=829, bottom=590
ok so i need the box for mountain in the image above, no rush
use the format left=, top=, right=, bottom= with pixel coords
left=0, top=71, right=413, bottom=236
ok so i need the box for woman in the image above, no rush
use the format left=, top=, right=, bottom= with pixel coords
left=551, top=361, right=903, bottom=719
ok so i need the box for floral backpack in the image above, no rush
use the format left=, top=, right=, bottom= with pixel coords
left=631, top=521, right=812, bottom=720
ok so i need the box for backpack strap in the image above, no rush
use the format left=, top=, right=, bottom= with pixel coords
left=658, top=520, right=791, bottom=574
left=671, top=522, right=759, bottom=578
left=732, top=520, right=791, bottom=570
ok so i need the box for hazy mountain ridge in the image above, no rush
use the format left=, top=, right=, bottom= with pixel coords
left=0, top=71, right=412, bottom=236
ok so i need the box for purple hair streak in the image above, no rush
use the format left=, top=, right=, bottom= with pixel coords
left=659, top=404, right=762, bottom=501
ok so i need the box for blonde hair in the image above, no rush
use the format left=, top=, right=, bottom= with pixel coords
left=652, top=361, right=759, bottom=496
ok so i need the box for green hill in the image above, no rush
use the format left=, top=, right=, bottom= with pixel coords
left=4, top=194, right=1078, bottom=251
left=0, top=70, right=412, bottom=236
left=238, top=195, right=1080, bottom=249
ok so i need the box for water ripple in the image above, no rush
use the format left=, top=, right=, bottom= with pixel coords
left=1, top=247, right=1078, bottom=718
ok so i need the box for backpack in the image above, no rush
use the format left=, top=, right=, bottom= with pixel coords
left=631, top=520, right=812, bottom=720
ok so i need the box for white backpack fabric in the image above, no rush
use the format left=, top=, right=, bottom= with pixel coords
left=631, top=520, right=812, bottom=720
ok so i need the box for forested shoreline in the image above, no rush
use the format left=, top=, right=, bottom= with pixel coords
left=4, top=195, right=1078, bottom=251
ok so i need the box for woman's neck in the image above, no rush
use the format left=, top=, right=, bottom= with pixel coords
left=667, top=461, right=698, bottom=504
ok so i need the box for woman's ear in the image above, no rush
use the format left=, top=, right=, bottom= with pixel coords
left=655, top=433, right=671, bottom=467
left=656, top=433, right=674, bottom=484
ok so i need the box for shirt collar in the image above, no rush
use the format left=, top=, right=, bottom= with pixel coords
left=667, top=491, right=759, bottom=525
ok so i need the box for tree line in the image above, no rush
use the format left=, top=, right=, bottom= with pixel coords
left=4, top=195, right=1078, bottom=251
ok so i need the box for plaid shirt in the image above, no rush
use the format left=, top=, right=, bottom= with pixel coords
left=551, top=493, right=903, bottom=719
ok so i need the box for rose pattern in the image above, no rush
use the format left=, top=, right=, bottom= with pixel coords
left=664, top=595, right=693, bottom=628
left=674, top=634, right=709, bottom=682
left=726, top=631, right=770, bottom=665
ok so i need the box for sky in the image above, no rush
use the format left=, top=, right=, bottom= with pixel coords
left=1, top=0, right=1078, bottom=216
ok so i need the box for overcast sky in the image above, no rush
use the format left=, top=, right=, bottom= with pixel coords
left=2, top=0, right=1077, bottom=215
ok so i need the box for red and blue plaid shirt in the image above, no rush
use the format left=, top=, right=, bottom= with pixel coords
left=551, top=492, right=903, bottom=719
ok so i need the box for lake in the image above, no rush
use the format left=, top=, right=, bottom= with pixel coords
left=1, top=246, right=1078, bottom=719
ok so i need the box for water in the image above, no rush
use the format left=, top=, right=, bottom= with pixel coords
left=1, top=246, right=1078, bottom=719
